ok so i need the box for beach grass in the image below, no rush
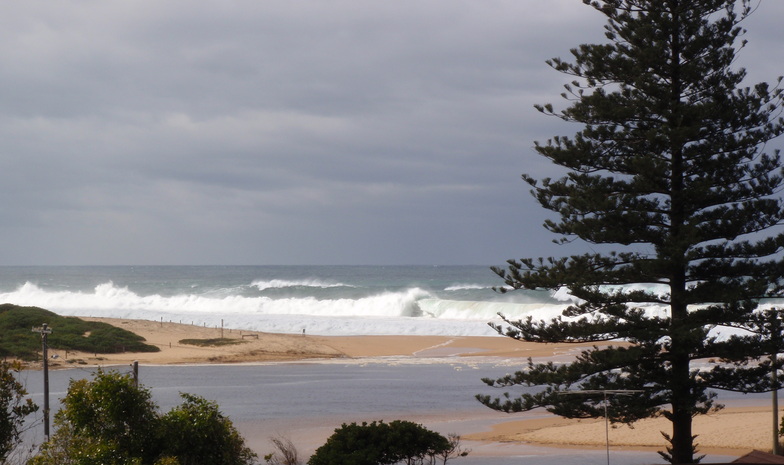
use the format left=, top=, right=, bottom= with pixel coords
left=0, top=304, right=159, bottom=359
left=179, top=338, right=249, bottom=347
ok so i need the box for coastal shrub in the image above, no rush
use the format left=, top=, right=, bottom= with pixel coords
left=56, top=369, right=161, bottom=464
left=159, top=393, right=257, bottom=465
left=30, top=370, right=256, bottom=465
left=0, top=304, right=159, bottom=359
left=308, top=420, right=467, bottom=465
left=29, top=424, right=144, bottom=465
left=178, top=338, right=247, bottom=347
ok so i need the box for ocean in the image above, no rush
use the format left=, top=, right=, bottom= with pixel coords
left=0, top=265, right=570, bottom=336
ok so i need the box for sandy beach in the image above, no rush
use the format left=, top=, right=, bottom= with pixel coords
left=38, top=317, right=781, bottom=458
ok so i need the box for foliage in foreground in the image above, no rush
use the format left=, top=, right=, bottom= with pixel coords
left=479, top=1, right=784, bottom=464
left=159, top=393, right=257, bottom=465
left=264, top=437, right=301, bottom=465
left=0, top=361, right=39, bottom=463
left=29, top=370, right=256, bottom=465
left=0, top=304, right=159, bottom=360
left=307, top=420, right=469, bottom=465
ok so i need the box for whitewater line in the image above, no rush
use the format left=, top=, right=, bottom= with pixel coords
left=412, top=338, right=460, bottom=357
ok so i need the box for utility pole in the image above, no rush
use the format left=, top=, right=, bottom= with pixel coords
left=773, top=353, right=780, bottom=455
left=131, top=360, right=139, bottom=388
left=32, top=323, right=53, bottom=440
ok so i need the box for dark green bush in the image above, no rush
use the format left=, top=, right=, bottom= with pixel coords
left=308, top=420, right=454, bottom=465
left=0, top=304, right=159, bottom=360
left=178, top=338, right=246, bottom=347
left=31, top=371, right=256, bottom=465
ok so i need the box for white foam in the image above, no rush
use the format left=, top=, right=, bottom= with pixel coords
left=251, top=278, right=351, bottom=290
left=444, top=283, right=493, bottom=291
left=0, top=282, right=525, bottom=336
left=6, top=280, right=773, bottom=338
left=418, top=298, right=565, bottom=321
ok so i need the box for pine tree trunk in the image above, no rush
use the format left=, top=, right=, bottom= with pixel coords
left=668, top=4, right=693, bottom=461
left=671, top=346, right=695, bottom=463
left=670, top=270, right=694, bottom=463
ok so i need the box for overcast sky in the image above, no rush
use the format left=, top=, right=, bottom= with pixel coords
left=1, top=1, right=782, bottom=266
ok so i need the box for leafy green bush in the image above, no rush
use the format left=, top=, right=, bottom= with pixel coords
left=59, top=370, right=161, bottom=463
left=0, top=360, right=39, bottom=462
left=0, top=304, right=159, bottom=360
left=160, top=393, right=257, bottom=465
left=31, top=370, right=256, bottom=465
left=308, top=420, right=466, bottom=465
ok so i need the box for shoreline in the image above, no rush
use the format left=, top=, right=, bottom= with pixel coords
left=29, top=316, right=779, bottom=459
left=464, top=405, right=778, bottom=457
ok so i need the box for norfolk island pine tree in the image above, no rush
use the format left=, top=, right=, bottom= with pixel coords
left=476, top=1, right=784, bottom=463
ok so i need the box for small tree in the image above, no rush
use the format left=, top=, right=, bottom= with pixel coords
left=0, top=360, right=39, bottom=463
left=433, top=434, right=470, bottom=465
left=478, top=0, right=784, bottom=464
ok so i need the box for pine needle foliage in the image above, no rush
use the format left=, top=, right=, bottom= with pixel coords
left=477, top=1, right=784, bottom=463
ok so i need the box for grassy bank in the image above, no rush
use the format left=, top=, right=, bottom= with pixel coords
left=0, top=304, right=159, bottom=360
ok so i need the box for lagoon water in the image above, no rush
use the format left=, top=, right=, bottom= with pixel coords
left=20, top=362, right=747, bottom=464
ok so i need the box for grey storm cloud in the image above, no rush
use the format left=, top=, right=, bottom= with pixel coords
left=0, top=1, right=781, bottom=265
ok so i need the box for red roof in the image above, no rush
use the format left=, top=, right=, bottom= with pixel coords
left=732, top=450, right=784, bottom=464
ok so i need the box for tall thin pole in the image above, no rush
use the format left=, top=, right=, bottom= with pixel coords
left=559, top=389, right=644, bottom=465
left=32, top=323, right=52, bottom=440
left=131, top=360, right=139, bottom=388
left=603, top=391, right=610, bottom=465
left=773, top=353, right=780, bottom=455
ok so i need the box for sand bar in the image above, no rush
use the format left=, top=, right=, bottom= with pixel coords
left=34, top=317, right=782, bottom=458
left=41, top=317, right=594, bottom=365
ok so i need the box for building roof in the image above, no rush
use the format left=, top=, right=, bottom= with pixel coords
left=732, top=450, right=784, bottom=464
